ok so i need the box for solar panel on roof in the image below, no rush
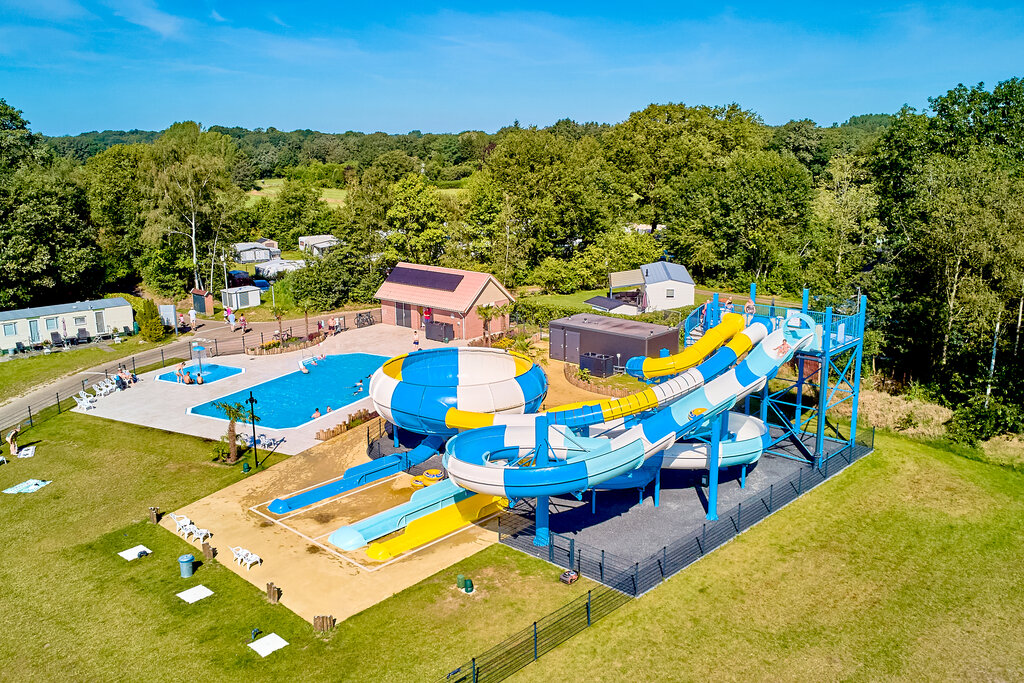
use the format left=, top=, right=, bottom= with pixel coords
left=387, top=265, right=464, bottom=292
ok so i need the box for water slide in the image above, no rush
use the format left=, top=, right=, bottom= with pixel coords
left=625, top=312, right=746, bottom=379
left=365, top=492, right=507, bottom=561
left=328, top=478, right=475, bottom=550
left=442, top=314, right=816, bottom=500
left=443, top=314, right=755, bottom=432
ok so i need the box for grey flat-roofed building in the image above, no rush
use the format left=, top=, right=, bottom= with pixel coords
left=549, top=313, right=679, bottom=365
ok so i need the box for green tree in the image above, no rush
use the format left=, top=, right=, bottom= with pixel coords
left=144, top=122, right=245, bottom=292
left=83, top=144, right=149, bottom=289
left=136, top=298, right=165, bottom=341
left=211, top=400, right=259, bottom=463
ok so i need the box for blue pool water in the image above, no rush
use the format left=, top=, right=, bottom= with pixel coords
left=157, top=363, right=243, bottom=384
left=190, top=353, right=388, bottom=429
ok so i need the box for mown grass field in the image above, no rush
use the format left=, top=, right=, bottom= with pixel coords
left=0, top=411, right=592, bottom=680
left=0, top=337, right=172, bottom=403
left=515, top=432, right=1024, bottom=681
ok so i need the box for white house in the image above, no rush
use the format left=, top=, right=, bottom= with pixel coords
left=220, top=286, right=262, bottom=311
left=607, top=261, right=695, bottom=312
left=639, top=261, right=695, bottom=309
left=0, top=297, right=135, bottom=352
left=255, top=259, right=306, bottom=279
left=233, top=241, right=281, bottom=263
left=298, top=235, right=339, bottom=256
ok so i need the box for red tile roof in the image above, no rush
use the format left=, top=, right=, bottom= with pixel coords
left=374, top=262, right=514, bottom=313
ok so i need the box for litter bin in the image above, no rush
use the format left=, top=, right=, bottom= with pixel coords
left=456, top=574, right=466, bottom=589
left=464, top=578, right=474, bottom=594
left=179, top=554, right=195, bottom=578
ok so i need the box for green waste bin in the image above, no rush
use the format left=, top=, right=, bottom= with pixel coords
left=464, top=579, right=474, bottom=594
left=179, top=554, right=195, bottom=578
left=456, top=574, right=466, bottom=589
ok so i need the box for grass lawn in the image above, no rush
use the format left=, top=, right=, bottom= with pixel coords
left=0, top=338, right=172, bottom=403
left=0, top=411, right=592, bottom=680
left=246, top=179, right=347, bottom=205
left=515, top=432, right=1024, bottom=681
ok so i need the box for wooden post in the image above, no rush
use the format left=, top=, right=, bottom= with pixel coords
left=313, top=615, right=336, bottom=632
left=202, top=542, right=214, bottom=560
left=267, top=582, right=279, bottom=604
left=148, top=506, right=160, bottom=523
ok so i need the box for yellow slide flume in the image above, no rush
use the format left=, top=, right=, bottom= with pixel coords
left=365, top=493, right=507, bottom=561
left=628, top=312, right=746, bottom=378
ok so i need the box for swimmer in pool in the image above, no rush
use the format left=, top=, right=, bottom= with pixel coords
left=311, top=408, right=321, bottom=418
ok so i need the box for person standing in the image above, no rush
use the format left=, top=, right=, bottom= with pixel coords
left=7, top=425, right=20, bottom=458
left=240, top=314, right=247, bottom=333
left=413, top=329, right=420, bottom=350
left=228, top=310, right=236, bottom=332
left=188, top=307, right=197, bottom=329
left=744, top=298, right=756, bottom=324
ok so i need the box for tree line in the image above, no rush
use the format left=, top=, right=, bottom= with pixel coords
left=3, top=78, right=1024, bottom=421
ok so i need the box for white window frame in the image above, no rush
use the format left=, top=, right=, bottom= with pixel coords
left=666, top=288, right=675, bottom=298
left=3, top=322, right=17, bottom=336
left=45, top=317, right=58, bottom=331
left=73, top=316, right=87, bottom=327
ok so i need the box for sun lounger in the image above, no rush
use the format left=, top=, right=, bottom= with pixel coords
left=167, top=513, right=191, bottom=535
left=73, top=395, right=95, bottom=410
left=77, top=390, right=96, bottom=403
left=242, top=551, right=262, bottom=570
left=92, top=383, right=111, bottom=397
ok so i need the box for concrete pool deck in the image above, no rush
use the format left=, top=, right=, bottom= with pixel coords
left=76, top=324, right=460, bottom=454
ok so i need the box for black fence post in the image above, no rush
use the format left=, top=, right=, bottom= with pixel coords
left=737, top=502, right=742, bottom=530
left=533, top=622, right=538, bottom=660
left=569, top=538, right=575, bottom=568
left=56, top=391, right=61, bottom=413
left=548, top=536, right=554, bottom=562
left=242, top=334, right=245, bottom=352
left=600, top=549, right=605, bottom=582
left=769, top=484, right=774, bottom=512
left=214, top=339, right=219, bottom=356
left=131, top=356, right=136, bottom=373
left=587, top=590, right=592, bottom=626
left=633, top=562, right=639, bottom=595
left=798, top=468, right=803, bottom=495
left=81, top=379, right=86, bottom=392
left=702, top=523, right=706, bottom=552
left=161, top=349, right=165, bottom=368
left=472, top=658, right=477, bottom=683
left=27, top=405, right=33, bottom=427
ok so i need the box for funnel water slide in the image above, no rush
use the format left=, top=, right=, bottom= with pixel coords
left=443, top=314, right=816, bottom=500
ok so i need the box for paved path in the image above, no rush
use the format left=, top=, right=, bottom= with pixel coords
left=0, top=311, right=375, bottom=430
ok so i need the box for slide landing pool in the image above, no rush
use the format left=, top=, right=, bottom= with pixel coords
left=190, top=353, right=388, bottom=429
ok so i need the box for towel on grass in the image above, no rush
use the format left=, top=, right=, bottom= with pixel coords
left=248, top=633, right=288, bottom=657
left=17, top=446, right=36, bottom=458
left=117, top=545, right=152, bottom=561
left=3, top=479, right=51, bottom=494
left=176, top=585, right=214, bottom=604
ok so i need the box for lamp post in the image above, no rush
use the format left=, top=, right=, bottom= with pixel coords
left=246, top=391, right=259, bottom=467
left=221, top=254, right=228, bottom=290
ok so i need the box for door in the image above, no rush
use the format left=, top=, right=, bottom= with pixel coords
left=28, top=319, right=40, bottom=343
left=94, top=311, right=105, bottom=335
left=395, top=302, right=412, bottom=328
left=565, top=330, right=581, bottom=365
left=549, top=327, right=565, bottom=361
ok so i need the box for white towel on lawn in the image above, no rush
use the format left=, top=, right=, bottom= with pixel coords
left=176, top=585, right=214, bottom=604
left=117, top=545, right=152, bottom=560
left=17, top=446, right=35, bottom=458
left=248, top=633, right=288, bottom=657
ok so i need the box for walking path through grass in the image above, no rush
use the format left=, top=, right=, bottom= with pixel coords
left=513, top=432, right=1024, bottom=681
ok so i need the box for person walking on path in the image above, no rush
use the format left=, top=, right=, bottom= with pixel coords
left=188, top=307, right=197, bottom=329
left=239, top=314, right=247, bottom=333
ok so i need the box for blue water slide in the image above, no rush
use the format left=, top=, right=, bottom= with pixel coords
left=267, top=435, right=444, bottom=514
left=444, top=314, right=816, bottom=500
left=327, top=477, right=471, bottom=550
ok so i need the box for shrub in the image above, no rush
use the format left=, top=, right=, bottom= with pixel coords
left=136, top=299, right=165, bottom=342
left=947, top=397, right=1024, bottom=446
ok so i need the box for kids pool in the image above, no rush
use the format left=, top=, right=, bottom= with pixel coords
left=157, top=363, right=244, bottom=384
left=189, top=353, right=388, bottom=429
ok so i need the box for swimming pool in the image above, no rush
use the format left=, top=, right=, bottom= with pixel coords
left=189, top=353, right=388, bottom=429
left=157, top=363, right=244, bottom=384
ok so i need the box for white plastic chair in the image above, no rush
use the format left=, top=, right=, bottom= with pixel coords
left=242, top=552, right=262, bottom=570
left=168, top=513, right=191, bottom=535
left=229, top=546, right=248, bottom=564
left=77, top=390, right=96, bottom=403
left=191, top=528, right=212, bottom=544
left=73, top=395, right=95, bottom=411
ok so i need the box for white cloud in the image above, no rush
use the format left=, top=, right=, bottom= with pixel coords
left=210, top=9, right=226, bottom=23
left=105, top=0, right=184, bottom=38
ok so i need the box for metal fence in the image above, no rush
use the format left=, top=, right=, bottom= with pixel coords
left=440, top=429, right=876, bottom=682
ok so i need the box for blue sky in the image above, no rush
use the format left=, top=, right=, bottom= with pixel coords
left=2, top=1, right=1023, bottom=135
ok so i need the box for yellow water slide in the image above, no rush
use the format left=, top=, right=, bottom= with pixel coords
left=443, top=313, right=747, bottom=431
left=627, top=312, right=746, bottom=379
left=365, top=493, right=507, bottom=561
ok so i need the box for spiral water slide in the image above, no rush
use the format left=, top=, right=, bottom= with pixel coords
left=442, top=314, right=816, bottom=500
